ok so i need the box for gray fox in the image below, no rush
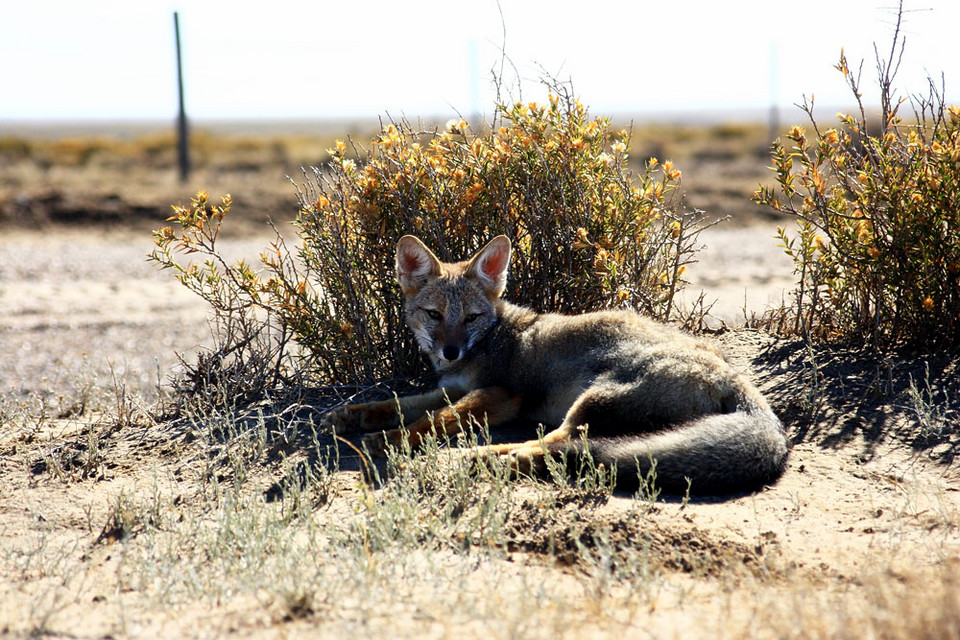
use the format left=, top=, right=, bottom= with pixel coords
left=323, top=235, right=789, bottom=494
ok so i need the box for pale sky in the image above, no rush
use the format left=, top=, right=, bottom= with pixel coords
left=1, top=0, right=958, bottom=123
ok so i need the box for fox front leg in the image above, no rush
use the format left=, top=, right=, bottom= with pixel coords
left=321, top=388, right=461, bottom=435
left=467, top=422, right=581, bottom=477
left=362, top=387, right=522, bottom=457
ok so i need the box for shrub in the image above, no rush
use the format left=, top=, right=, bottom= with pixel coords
left=754, top=37, right=960, bottom=348
left=152, top=82, right=707, bottom=384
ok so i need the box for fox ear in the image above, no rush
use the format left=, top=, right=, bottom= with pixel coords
left=467, top=235, right=511, bottom=298
left=396, top=235, right=441, bottom=295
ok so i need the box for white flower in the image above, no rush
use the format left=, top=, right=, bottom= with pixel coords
left=445, top=119, right=468, bottom=134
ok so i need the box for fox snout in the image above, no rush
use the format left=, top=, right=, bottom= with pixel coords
left=441, top=344, right=463, bottom=362
left=435, top=325, right=468, bottom=362
left=424, top=318, right=483, bottom=367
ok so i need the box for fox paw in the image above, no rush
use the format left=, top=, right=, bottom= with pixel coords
left=361, top=430, right=404, bottom=457
left=320, top=406, right=363, bottom=435
left=501, top=446, right=544, bottom=477
left=321, top=401, right=402, bottom=435
left=465, top=445, right=544, bottom=478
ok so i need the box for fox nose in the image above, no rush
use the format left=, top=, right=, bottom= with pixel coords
left=441, top=345, right=462, bottom=361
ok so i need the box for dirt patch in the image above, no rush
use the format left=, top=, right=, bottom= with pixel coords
left=503, top=490, right=773, bottom=578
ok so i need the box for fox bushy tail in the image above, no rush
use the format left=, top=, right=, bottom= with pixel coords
left=553, top=409, right=789, bottom=495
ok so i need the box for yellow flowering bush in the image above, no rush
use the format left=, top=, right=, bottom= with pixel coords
left=153, top=85, right=702, bottom=383
left=754, top=48, right=960, bottom=348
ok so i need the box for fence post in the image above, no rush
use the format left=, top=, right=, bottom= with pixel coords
left=768, top=41, right=780, bottom=143
left=174, top=11, right=190, bottom=183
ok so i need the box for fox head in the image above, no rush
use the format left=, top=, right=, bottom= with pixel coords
left=396, top=235, right=511, bottom=370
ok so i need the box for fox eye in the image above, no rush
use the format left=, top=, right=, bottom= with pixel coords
left=422, top=308, right=443, bottom=321
left=464, top=313, right=482, bottom=323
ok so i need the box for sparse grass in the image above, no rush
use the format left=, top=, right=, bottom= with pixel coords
left=22, top=405, right=672, bottom=636
left=2, top=312, right=958, bottom=639
left=7, top=391, right=957, bottom=640
left=905, top=362, right=955, bottom=443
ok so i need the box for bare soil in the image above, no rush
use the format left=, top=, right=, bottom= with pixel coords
left=1, top=222, right=958, bottom=638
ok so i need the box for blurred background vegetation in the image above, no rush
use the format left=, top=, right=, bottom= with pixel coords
left=0, top=117, right=785, bottom=233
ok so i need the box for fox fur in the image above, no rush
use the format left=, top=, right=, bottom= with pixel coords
left=323, top=235, right=789, bottom=495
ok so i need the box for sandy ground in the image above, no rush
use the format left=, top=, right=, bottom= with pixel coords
left=0, top=229, right=270, bottom=407
left=1, top=224, right=957, bottom=639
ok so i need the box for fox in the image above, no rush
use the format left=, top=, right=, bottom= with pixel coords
left=323, top=234, right=789, bottom=495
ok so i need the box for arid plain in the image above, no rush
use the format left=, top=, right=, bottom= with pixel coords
left=1, top=120, right=957, bottom=638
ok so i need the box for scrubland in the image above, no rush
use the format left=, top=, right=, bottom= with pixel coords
left=1, top=114, right=957, bottom=639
